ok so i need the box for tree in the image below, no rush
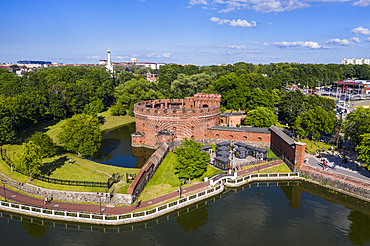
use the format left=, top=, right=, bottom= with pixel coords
left=28, top=132, right=56, bottom=158
left=344, top=107, right=370, bottom=146
left=58, top=114, right=103, bottom=157
left=278, top=90, right=306, bottom=124
left=0, top=116, right=16, bottom=143
left=213, top=72, right=251, bottom=110
left=355, top=134, right=370, bottom=167
left=172, top=73, right=211, bottom=98
left=244, top=107, right=278, bottom=128
left=110, top=101, right=127, bottom=116
left=114, top=78, right=164, bottom=116
left=293, top=115, right=306, bottom=140
left=16, top=141, right=43, bottom=181
left=174, top=138, right=210, bottom=180
left=83, top=98, right=104, bottom=117
left=300, top=106, right=336, bottom=139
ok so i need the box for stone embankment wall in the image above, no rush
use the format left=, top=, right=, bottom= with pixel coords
left=0, top=173, right=111, bottom=203
left=300, top=164, right=370, bottom=199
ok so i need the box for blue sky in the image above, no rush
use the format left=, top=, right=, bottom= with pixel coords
left=1, top=0, right=370, bottom=65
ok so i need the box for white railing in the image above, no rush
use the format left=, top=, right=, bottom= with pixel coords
left=0, top=184, right=224, bottom=224
left=209, top=172, right=300, bottom=187
left=0, top=172, right=300, bottom=224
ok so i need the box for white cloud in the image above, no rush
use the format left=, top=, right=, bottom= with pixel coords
left=87, top=56, right=101, bottom=59
left=113, top=56, right=128, bottom=59
left=188, top=0, right=370, bottom=13
left=189, top=0, right=208, bottom=5
left=350, top=37, right=361, bottom=43
left=352, top=0, right=370, bottom=6
left=325, top=38, right=355, bottom=46
left=365, top=37, right=370, bottom=42
left=266, top=41, right=324, bottom=49
left=207, top=0, right=310, bottom=13
left=146, top=53, right=171, bottom=58
left=214, top=45, right=247, bottom=49
left=351, top=27, right=370, bottom=35
left=210, top=17, right=257, bottom=27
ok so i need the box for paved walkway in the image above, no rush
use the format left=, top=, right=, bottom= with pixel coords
left=0, top=160, right=283, bottom=215
left=305, top=151, right=370, bottom=184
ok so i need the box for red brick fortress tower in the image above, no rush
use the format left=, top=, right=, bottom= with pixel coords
left=131, top=93, right=222, bottom=149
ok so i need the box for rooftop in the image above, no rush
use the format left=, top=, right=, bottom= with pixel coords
left=209, top=126, right=270, bottom=134
left=269, top=125, right=295, bottom=145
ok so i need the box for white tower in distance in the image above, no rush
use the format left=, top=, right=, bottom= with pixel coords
left=106, top=49, right=114, bottom=73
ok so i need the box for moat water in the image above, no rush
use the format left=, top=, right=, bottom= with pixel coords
left=92, top=122, right=155, bottom=169
left=1, top=181, right=370, bottom=246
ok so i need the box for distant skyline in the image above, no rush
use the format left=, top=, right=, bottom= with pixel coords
left=1, top=0, right=370, bottom=65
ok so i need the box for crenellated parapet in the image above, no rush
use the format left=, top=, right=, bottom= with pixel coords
left=132, top=93, right=221, bottom=149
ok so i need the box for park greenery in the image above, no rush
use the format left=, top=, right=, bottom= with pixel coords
left=58, top=114, right=103, bottom=157
left=174, top=138, right=210, bottom=180
left=2, top=61, right=370, bottom=191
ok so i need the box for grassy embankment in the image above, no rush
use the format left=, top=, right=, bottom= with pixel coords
left=138, top=152, right=221, bottom=202
left=0, top=109, right=140, bottom=193
left=299, top=139, right=333, bottom=154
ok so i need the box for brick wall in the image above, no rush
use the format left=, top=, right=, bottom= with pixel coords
left=206, top=128, right=271, bottom=148
left=270, top=130, right=296, bottom=165
left=127, top=143, right=169, bottom=202
left=132, top=94, right=221, bottom=149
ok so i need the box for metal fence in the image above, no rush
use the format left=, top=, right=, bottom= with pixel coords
left=34, top=175, right=109, bottom=188
left=0, top=147, right=110, bottom=188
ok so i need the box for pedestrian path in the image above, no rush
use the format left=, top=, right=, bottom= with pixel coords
left=0, top=160, right=283, bottom=215
left=305, top=152, right=370, bottom=184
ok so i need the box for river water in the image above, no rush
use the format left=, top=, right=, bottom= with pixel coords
left=1, top=181, right=370, bottom=246
left=92, top=122, right=155, bottom=168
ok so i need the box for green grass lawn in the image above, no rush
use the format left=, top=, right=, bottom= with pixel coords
left=0, top=108, right=138, bottom=193
left=251, top=163, right=291, bottom=174
left=300, top=139, right=333, bottom=154
left=138, top=152, right=219, bottom=202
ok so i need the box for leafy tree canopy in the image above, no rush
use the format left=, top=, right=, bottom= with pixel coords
left=356, top=133, right=370, bottom=167
left=28, top=132, right=56, bottom=158
left=15, top=141, right=43, bottom=181
left=58, top=114, right=103, bottom=157
left=295, top=106, right=336, bottom=139
left=174, top=138, right=210, bottom=180
left=344, top=107, right=370, bottom=146
left=244, top=107, right=278, bottom=128
left=114, top=78, right=164, bottom=116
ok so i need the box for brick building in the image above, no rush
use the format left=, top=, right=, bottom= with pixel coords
left=132, top=93, right=222, bottom=149
left=219, top=112, right=246, bottom=126
left=131, top=93, right=306, bottom=169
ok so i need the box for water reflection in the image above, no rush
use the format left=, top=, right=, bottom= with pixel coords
left=348, top=210, right=370, bottom=245
left=21, top=220, right=49, bottom=239
left=176, top=205, right=209, bottom=232
left=1, top=181, right=370, bottom=246
left=92, top=123, right=155, bottom=168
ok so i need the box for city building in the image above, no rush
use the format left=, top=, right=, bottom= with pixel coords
left=131, top=93, right=306, bottom=169
left=332, top=79, right=370, bottom=95
left=342, top=58, right=370, bottom=65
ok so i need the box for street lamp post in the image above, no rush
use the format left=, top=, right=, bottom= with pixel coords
left=1, top=180, right=7, bottom=202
